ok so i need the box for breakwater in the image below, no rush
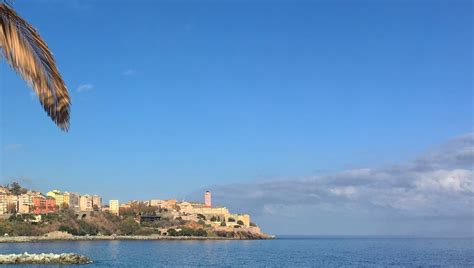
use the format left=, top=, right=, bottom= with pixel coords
left=0, top=233, right=274, bottom=243
left=0, top=253, right=91, bottom=264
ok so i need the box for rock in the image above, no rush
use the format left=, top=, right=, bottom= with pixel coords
left=43, top=231, right=73, bottom=239
left=0, top=252, right=92, bottom=264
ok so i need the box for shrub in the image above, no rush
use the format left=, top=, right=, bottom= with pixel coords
left=135, top=228, right=154, bottom=236
left=12, top=222, right=39, bottom=236
left=194, top=228, right=207, bottom=237
left=175, top=227, right=207, bottom=237
left=119, top=218, right=140, bottom=235
left=167, top=228, right=177, bottom=236
left=0, top=221, right=13, bottom=235
left=178, top=227, right=193, bottom=236
left=58, top=225, right=78, bottom=235
left=78, top=221, right=99, bottom=236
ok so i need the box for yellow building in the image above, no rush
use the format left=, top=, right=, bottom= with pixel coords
left=177, top=201, right=251, bottom=227
left=63, top=192, right=70, bottom=207
left=179, top=202, right=231, bottom=218
left=230, top=214, right=250, bottom=227
left=109, top=200, right=119, bottom=216
left=47, top=190, right=64, bottom=207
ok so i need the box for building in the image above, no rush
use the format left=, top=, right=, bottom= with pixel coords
left=147, top=199, right=164, bottom=207
left=80, top=195, right=93, bottom=211
left=7, top=194, right=18, bottom=213
left=18, top=194, right=32, bottom=214
left=0, top=187, right=9, bottom=215
left=147, top=199, right=177, bottom=210
left=177, top=198, right=251, bottom=227
left=63, top=192, right=70, bottom=208
left=228, top=214, right=250, bottom=227
left=47, top=190, right=65, bottom=207
left=109, top=200, right=119, bottom=216
left=92, top=195, right=102, bottom=209
left=69, top=192, right=80, bottom=209
left=179, top=202, right=230, bottom=219
left=17, top=191, right=43, bottom=214
left=32, top=196, right=56, bottom=214
left=0, top=187, right=19, bottom=214
left=204, top=191, right=212, bottom=207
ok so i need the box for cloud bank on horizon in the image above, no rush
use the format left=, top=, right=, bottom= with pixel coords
left=197, top=133, right=473, bottom=236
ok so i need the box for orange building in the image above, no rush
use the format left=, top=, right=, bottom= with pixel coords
left=32, top=196, right=56, bottom=214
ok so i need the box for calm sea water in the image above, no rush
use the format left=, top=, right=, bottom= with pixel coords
left=0, top=237, right=473, bottom=267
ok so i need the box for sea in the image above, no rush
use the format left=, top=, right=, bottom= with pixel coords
left=0, top=236, right=473, bottom=267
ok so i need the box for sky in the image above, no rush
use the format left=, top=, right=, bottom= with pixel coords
left=0, top=0, right=472, bottom=236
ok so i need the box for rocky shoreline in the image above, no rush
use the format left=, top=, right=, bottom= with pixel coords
left=0, top=253, right=92, bottom=264
left=0, top=234, right=275, bottom=243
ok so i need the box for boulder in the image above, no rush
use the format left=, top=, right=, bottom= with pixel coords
left=0, top=252, right=91, bottom=264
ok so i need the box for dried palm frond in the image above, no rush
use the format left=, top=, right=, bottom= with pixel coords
left=0, top=3, right=70, bottom=131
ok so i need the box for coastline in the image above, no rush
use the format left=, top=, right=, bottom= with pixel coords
left=0, top=234, right=276, bottom=243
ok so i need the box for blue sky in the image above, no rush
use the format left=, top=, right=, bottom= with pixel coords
left=1, top=0, right=472, bottom=235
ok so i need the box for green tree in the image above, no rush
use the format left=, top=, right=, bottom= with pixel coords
left=194, top=228, right=207, bottom=237
left=119, top=218, right=140, bottom=235
left=0, top=221, right=13, bottom=235
left=8, top=182, right=26, bottom=195
left=167, top=228, right=177, bottom=236
left=7, top=203, right=17, bottom=214
left=59, top=225, right=78, bottom=235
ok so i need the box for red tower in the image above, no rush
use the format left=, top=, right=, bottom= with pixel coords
left=204, top=191, right=211, bottom=208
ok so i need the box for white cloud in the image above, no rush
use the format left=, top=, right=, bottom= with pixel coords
left=329, top=186, right=358, bottom=198
left=76, top=84, right=94, bottom=93
left=192, top=133, right=474, bottom=235
left=414, top=169, right=473, bottom=193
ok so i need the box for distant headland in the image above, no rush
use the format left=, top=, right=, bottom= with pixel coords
left=0, top=183, right=272, bottom=240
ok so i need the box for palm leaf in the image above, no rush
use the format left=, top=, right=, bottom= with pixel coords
left=0, top=3, right=70, bottom=131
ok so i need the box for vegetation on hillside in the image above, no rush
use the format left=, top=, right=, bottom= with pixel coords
left=0, top=183, right=265, bottom=239
left=0, top=208, right=262, bottom=239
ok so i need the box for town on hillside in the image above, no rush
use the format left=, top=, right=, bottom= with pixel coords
left=0, top=183, right=267, bottom=239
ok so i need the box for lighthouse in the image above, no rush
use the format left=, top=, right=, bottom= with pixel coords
left=204, top=191, right=212, bottom=208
